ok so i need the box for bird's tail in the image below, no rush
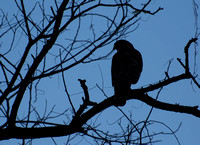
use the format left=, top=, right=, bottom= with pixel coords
left=113, top=85, right=130, bottom=107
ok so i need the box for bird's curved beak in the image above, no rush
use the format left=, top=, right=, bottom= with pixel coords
left=113, top=44, right=117, bottom=50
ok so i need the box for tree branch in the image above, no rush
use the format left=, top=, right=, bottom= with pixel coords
left=74, top=79, right=97, bottom=118
left=0, top=125, right=75, bottom=140
left=0, top=87, right=200, bottom=141
left=20, top=0, right=32, bottom=40
left=8, top=0, right=70, bottom=128
left=129, top=91, right=200, bottom=118
left=184, top=38, right=198, bottom=74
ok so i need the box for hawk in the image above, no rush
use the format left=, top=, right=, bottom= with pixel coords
left=111, top=40, right=143, bottom=106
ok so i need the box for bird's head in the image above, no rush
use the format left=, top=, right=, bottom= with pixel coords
left=113, top=40, right=133, bottom=52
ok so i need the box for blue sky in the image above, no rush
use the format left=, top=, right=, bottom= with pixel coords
left=0, top=0, right=200, bottom=145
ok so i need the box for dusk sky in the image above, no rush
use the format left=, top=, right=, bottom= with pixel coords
left=0, top=0, right=200, bottom=145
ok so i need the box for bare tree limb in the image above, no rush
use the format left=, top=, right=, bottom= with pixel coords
left=8, top=0, right=70, bottom=128
left=0, top=0, right=199, bottom=143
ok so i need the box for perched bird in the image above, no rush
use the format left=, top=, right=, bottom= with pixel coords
left=111, top=40, right=143, bottom=106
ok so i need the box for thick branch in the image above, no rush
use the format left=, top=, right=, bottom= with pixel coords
left=8, top=0, right=69, bottom=128
left=129, top=91, right=200, bottom=118
left=0, top=125, right=76, bottom=140
left=1, top=86, right=200, bottom=140
left=80, top=89, right=200, bottom=127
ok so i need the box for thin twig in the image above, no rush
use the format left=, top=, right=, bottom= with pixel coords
left=59, top=49, right=76, bottom=114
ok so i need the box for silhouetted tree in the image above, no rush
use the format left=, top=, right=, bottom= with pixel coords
left=0, top=0, right=199, bottom=144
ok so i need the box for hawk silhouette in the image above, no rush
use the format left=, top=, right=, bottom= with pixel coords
left=111, top=40, right=143, bottom=106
